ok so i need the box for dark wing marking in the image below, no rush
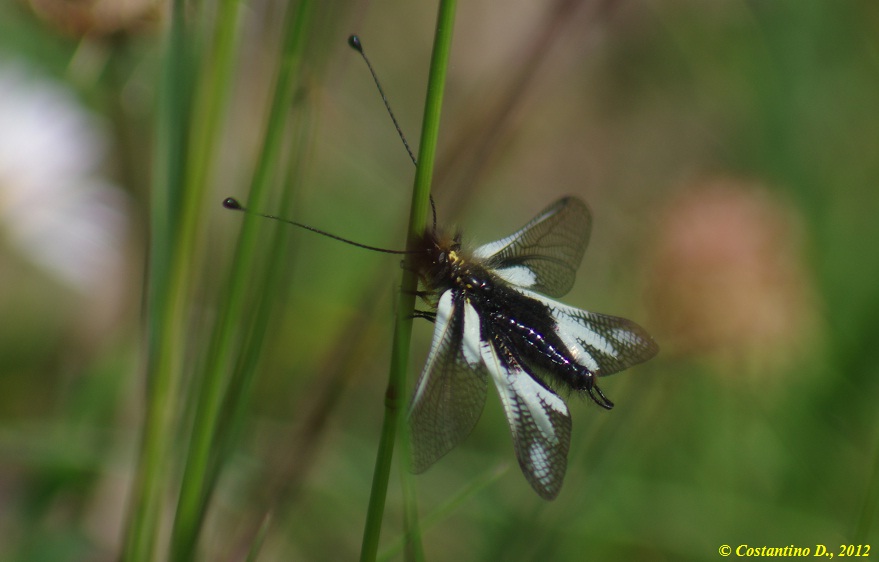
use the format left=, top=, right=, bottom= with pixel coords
left=409, top=290, right=488, bottom=473
left=519, top=289, right=658, bottom=376
left=480, top=336, right=572, bottom=500
left=472, top=197, right=591, bottom=298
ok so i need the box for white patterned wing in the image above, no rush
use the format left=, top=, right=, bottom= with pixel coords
left=409, top=291, right=488, bottom=473
left=473, top=197, right=591, bottom=298
left=480, top=337, right=572, bottom=500
left=520, top=288, right=659, bottom=376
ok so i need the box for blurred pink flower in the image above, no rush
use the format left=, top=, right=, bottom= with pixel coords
left=645, top=179, right=818, bottom=372
left=28, top=0, right=161, bottom=37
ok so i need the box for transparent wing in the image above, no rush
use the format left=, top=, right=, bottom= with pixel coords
left=518, top=289, right=658, bottom=376
left=473, top=197, right=591, bottom=298
left=480, top=337, right=572, bottom=500
left=409, top=291, right=488, bottom=473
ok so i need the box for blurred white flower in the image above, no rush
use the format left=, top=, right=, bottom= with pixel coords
left=0, top=60, right=129, bottom=298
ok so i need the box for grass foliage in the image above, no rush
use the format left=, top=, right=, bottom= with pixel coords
left=0, top=1, right=877, bottom=561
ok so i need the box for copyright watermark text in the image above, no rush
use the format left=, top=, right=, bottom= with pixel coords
left=718, top=544, right=871, bottom=558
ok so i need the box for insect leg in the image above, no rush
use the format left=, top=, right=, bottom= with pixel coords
left=411, top=310, right=437, bottom=323
left=401, top=289, right=432, bottom=298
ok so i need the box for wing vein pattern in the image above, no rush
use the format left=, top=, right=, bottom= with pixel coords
left=473, top=197, right=592, bottom=298
left=409, top=291, right=488, bottom=473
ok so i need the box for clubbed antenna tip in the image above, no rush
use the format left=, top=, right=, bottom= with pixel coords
left=223, top=197, right=244, bottom=210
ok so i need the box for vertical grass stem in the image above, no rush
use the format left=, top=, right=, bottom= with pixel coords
left=359, top=1, right=458, bottom=560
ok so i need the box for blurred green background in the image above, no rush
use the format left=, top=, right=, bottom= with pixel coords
left=0, top=0, right=877, bottom=560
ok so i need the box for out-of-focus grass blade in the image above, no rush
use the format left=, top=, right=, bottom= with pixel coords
left=168, top=1, right=317, bottom=560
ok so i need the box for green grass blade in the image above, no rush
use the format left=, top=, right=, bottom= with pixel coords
left=121, top=0, right=191, bottom=559
left=168, top=2, right=316, bottom=560
left=379, top=464, right=509, bottom=561
left=359, top=2, right=458, bottom=561
left=123, top=0, right=246, bottom=559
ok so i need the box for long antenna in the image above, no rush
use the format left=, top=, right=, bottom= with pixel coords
left=348, top=35, right=438, bottom=230
left=223, top=198, right=415, bottom=255
left=348, top=35, right=417, bottom=167
left=223, top=35, right=440, bottom=247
